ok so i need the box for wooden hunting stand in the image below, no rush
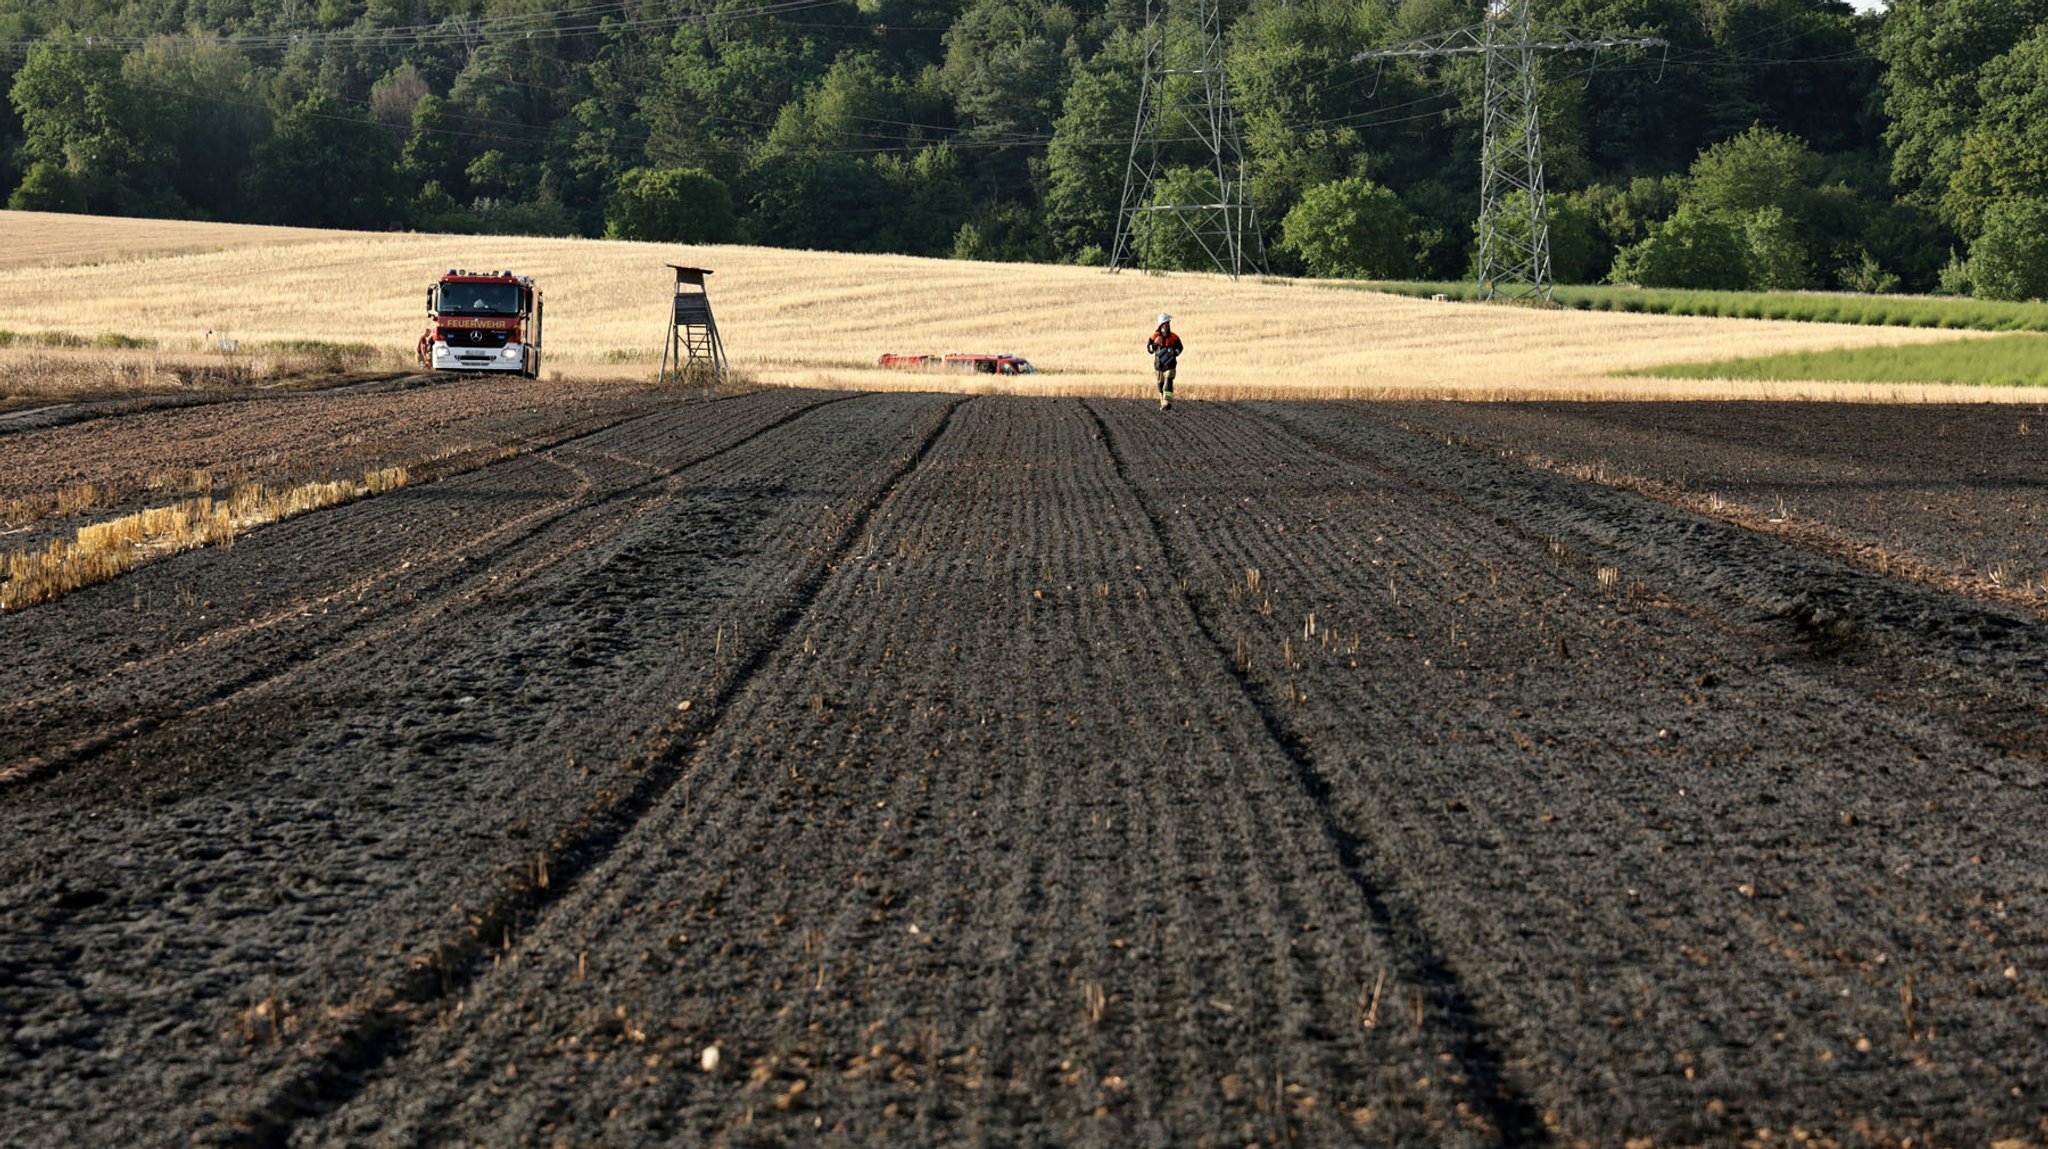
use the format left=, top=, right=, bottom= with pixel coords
left=658, top=264, right=729, bottom=384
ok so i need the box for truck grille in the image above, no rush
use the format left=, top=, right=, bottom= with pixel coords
left=444, top=328, right=511, bottom=350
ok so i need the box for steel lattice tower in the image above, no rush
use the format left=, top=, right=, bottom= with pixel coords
left=1477, top=0, right=1552, bottom=302
left=1355, top=0, right=1664, bottom=302
left=1110, top=0, right=1265, bottom=280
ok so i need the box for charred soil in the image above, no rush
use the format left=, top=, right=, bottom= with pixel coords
left=2, top=390, right=2045, bottom=1148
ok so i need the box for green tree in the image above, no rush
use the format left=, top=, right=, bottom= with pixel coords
left=646, top=28, right=832, bottom=185
left=1278, top=177, right=1414, bottom=278
left=465, top=150, right=528, bottom=202
left=550, top=94, right=643, bottom=233
left=760, top=54, right=946, bottom=157
left=7, top=161, right=85, bottom=212
left=402, top=94, right=470, bottom=200
left=1670, top=126, right=1826, bottom=287
left=1880, top=0, right=2048, bottom=196
left=1227, top=0, right=1392, bottom=225
left=245, top=88, right=402, bottom=228
left=124, top=35, right=268, bottom=220
left=939, top=0, right=1069, bottom=190
left=872, top=145, right=972, bottom=256
left=1939, top=30, right=2048, bottom=238
left=1740, top=206, right=1809, bottom=290
left=940, top=0, right=1067, bottom=143
left=1968, top=197, right=2048, bottom=301
left=1130, top=167, right=1235, bottom=271
left=952, top=201, right=1054, bottom=262
left=1608, top=207, right=1750, bottom=289
left=1043, top=35, right=1140, bottom=259
left=741, top=151, right=889, bottom=250
left=1699, top=0, right=1871, bottom=153
left=9, top=43, right=178, bottom=215
left=1541, top=0, right=1740, bottom=175
left=1546, top=193, right=1602, bottom=284
left=1684, top=124, right=1819, bottom=222
left=1837, top=250, right=1901, bottom=294
left=605, top=167, right=740, bottom=243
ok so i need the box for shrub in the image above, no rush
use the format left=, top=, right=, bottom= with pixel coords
left=1741, top=207, right=1810, bottom=291
left=1279, top=178, right=1417, bottom=279
left=1935, top=249, right=1973, bottom=296
left=1969, top=199, right=2048, bottom=301
left=605, top=167, right=740, bottom=244
left=1610, top=209, right=1751, bottom=290
left=1838, top=250, right=1902, bottom=294
left=7, top=162, right=87, bottom=213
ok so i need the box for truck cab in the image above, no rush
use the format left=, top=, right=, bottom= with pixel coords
left=419, top=270, right=543, bottom=376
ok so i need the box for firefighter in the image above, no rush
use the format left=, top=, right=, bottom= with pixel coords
left=1147, top=313, right=1183, bottom=410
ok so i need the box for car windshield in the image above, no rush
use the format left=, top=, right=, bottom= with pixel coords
left=439, top=282, right=522, bottom=316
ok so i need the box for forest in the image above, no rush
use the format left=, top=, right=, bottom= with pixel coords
left=5, top=0, right=2048, bottom=298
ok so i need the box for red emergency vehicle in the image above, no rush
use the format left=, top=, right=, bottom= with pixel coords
left=878, top=352, right=1037, bottom=375
left=419, top=269, right=544, bottom=376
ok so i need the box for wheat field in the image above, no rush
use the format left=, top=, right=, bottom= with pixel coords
left=0, top=209, right=2024, bottom=401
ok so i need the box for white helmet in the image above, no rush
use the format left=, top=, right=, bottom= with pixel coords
left=1157, top=313, right=1172, bottom=324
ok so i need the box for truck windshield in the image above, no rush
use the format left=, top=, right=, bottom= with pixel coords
left=438, top=282, right=523, bottom=316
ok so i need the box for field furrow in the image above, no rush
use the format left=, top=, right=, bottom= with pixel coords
left=301, top=398, right=1500, bottom=1147
left=1094, top=398, right=2048, bottom=1145
left=1376, top=400, right=2048, bottom=616
left=4, top=387, right=2044, bottom=1147
left=0, top=389, right=953, bottom=1146
left=0, top=387, right=831, bottom=787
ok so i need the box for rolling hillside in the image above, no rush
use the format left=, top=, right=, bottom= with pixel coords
left=0, top=210, right=2011, bottom=400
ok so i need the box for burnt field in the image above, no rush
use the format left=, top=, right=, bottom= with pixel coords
left=3, top=386, right=2046, bottom=1148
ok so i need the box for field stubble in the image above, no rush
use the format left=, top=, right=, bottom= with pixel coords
left=0, top=210, right=2026, bottom=402
left=0, top=372, right=696, bottom=611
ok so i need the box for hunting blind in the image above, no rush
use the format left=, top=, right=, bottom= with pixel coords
left=659, top=264, right=729, bottom=384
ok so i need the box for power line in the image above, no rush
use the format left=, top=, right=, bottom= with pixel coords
left=1355, top=0, right=1666, bottom=302
left=1111, top=0, right=1265, bottom=278
left=0, top=0, right=850, bottom=53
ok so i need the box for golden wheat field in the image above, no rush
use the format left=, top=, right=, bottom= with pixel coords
left=0, top=209, right=2022, bottom=401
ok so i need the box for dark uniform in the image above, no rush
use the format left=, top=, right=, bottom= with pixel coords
left=1147, top=323, right=1183, bottom=409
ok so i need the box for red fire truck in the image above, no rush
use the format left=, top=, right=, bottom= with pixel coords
left=878, top=352, right=1037, bottom=375
left=418, top=269, right=544, bottom=376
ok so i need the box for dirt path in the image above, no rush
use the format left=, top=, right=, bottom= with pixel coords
left=3, top=391, right=2045, bottom=1147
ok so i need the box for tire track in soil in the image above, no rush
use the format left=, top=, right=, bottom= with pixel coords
left=0, top=373, right=663, bottom=557
left=0, top=388, right=841, bottom=790
left=0, top=371, right=436, bottom=440
left=1095, top=399, right=2048, bottom=1144
left=199, top=394, right=969, bottom=1148
left=1084, top=400, right=1545, bottom=1148
left=298, top=397, right=1471, bottom=1148
left=0, top=392, right=948, bottom=1147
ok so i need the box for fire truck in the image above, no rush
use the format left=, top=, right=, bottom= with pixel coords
left=418, top=269, right=543, bottom=376
left=878, top=352, right=1037, bottom=375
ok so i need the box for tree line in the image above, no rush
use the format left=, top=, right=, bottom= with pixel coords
left=6, top=0, right=2048, bottom=299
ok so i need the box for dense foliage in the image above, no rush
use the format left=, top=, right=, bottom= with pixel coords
left=0, top=0, right=2042, bottom=297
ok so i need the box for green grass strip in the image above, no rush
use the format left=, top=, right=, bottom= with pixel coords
left=1341, top=280, right=2048, bottom=333
left=1626, top=332, right=2048, bottom=387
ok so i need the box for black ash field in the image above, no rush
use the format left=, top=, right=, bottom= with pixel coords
left=3, top=383, right=2047, bottom=1147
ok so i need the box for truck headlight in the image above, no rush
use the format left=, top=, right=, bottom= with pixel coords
left=501, top=346, right=520, bottom=359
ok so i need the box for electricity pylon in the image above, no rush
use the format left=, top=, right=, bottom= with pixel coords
left=1354, top=0, right=1665, bottom=302
left=1110, top=0, right=1265, bottom=280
